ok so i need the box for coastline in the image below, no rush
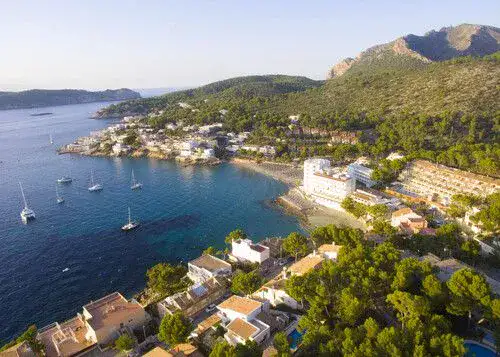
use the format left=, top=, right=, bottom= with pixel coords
left=230, top=158, right=367, bottom=231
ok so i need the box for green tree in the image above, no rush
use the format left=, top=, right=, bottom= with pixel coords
left=422, top=275, right=448, bottom=311
left=114, top=334, right=135, bottom=351
left=429, top=333, right=465, bottom=357
left=203, top=246, right=217, bottom=256
left=158, top=312, right=193, bottom=345
left=225, top=229, right=248, bottom=244
left=446, top=268, right=492, bottom=327
left=234, top=340, right=262, bottom=357
left=146, top=263, right=188, bottom=297
left=391, top=258, right=433, bottom=293
left=273, top=331, right=291, bottom=357
left=231, top=271, right=263, bottom=295
left=283, top=232, right=309, bottom=261
left=210, top=341, right=236, bottom=357
left=460, top=240, right=480, bottom=265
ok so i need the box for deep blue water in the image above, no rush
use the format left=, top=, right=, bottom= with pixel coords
left=464, top=342, right=496, bottom=357
left=0, top=102, right=303, bottom=343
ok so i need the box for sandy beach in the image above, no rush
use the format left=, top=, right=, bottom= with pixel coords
left=230, top=158, right=366, bottom=231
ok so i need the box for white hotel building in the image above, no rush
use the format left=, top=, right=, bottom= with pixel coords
left=303, top=158, right=355, bottom=209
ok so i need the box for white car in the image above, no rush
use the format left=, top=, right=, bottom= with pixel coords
left=205, top=304, right=217, bottom=313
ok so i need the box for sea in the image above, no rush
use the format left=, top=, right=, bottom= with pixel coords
left=0, top=102, right=303, bottom=343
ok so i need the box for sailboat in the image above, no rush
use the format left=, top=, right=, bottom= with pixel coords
left=88, top=170, right=103, bottom=192
left=121, top=207, right=139, bottom=231
left=19, top=182, right=36, bottom=223
left=49, top=134, right=54, bottom=145
left=130, top=169, right=143, bottom=190
left=56, top=185, right=65, bottom=204
left=57, top=176, right=73, bottom=184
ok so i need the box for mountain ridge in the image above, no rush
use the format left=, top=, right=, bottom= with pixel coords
left=329, top=23, right=500, bottom=78
left=0, top=88, right=141, bottom=110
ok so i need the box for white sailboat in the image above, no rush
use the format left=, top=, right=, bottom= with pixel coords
left=56, top=185, right=65, bottom=204
left=88, top=170, right=103, bottom=192
left=121, top=207, right=139, bottom=231
left=49, top=134, right=54, bottom=145
left=130, top=169, right=143, bottom=190
left=19, top=182, right=36, bottom=223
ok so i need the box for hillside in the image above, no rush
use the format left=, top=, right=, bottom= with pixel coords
left=277, top=53, right=500, bottom=116
left=94, top=75, right=323, bottom=118
left=329, top=24, right=500, bottom=77
left=0, top=88, right=141, bottom=110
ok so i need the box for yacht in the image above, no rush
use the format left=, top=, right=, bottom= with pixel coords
left=121, top=207, right=139, bottom=231
left=57, top=176, right=73, bottom=184
left=130, top=169, right=143, bottom=190
left=88, top=170, right=103, bottom=192
left=56, top=186, right=64, bottom=204
left=19, top=182, right=35, bottom=223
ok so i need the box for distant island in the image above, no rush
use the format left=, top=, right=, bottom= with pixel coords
left=29, top=112, right=53, bottom=116
left=0, top=88, right=141, bottom=110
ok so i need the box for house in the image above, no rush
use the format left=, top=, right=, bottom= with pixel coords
left=330, top=130, right=359, bottom=145
left=252, top=274, right=300, bottom=310
left=82, top=292, right=150, bottom=345
left=217, top=296, right=270, bottom=346
left=157, top=276, right=228, bottom=318
left=230, top=239, right=270, bottom=264
left=37, top=316, right=97, bottom=357
left=347, top=163, right=377, bottom=188
left=287, top=254, right=324, bottom=276
left=398, top=160, right=500, bottom=204
left=317, top=244, right=343, bottom=261
left=391, top=207, right=434, bottom=235
left=187, top=255, right=232, bottom=283
left=0, top=341, right=35, bottom=357
left=303, top=158, right=355, bottom=209
left=143, top=344, right=203, bottom=357
left=350, top=188, right=400, bottom=209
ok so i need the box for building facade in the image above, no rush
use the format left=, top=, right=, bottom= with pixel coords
left=303, top=158, right=355, bottom=209
left=187, top=255, right=232, bottom=283
left=347, top=163, right=377, bottom=188
left=230, top=239, right=270, bottom=264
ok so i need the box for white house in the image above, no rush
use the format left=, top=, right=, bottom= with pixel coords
left=390, top=207, right=423, bottom=227
left=347, top=163, right=377, bottom=188
left=303, top=158, right=355, bottom=209
left=217, top=296, right=270, bottom=346
left=230, top=239, right=270, bottom=264
left=187, top=255, right=232, bottom=283
left=317, top=244, right=343, bottom=261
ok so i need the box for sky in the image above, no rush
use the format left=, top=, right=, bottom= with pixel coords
left=1, top=0, right=499, bottom=91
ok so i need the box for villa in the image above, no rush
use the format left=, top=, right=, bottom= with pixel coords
left=391, top=207, right=435, bottom=235
left=230, top=238, right=270, bottom=264
left=347, top=163, right=377, bottom=188
left=217, top=296, right=270, bottom=346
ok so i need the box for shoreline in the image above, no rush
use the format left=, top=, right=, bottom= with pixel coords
left=230, top=158, right=367, bottom=231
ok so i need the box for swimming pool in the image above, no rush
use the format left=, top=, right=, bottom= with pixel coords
left=288, top=329, right=304, bottom=350
left=464, top=341, right=496, bottom=357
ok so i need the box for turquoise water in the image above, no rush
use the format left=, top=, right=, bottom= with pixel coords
left=0, top=102, right=303, bottom=343
left=464, top=342, right=496, bottom=357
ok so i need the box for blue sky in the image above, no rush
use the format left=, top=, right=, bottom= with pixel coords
left=1, top=0, right=498, bottom=91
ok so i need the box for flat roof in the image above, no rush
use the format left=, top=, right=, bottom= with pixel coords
left=288, top=255, right=324, bottom=276
left=226, top=318, right=258, bottom=340
left=83, top=292, right=144, bottom=331
left=143, top=347, right=173, bottom=357
left=196, top=314, right=222, bottom=335
left=218, top=295, right=262, bottom=316
left=189, top=254, right=231, bottom=272
left=38, top=316, right=94, bottom=357
left=392, top=207, right=415, bottom=217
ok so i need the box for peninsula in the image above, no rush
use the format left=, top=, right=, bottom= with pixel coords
left=0, top=88, right=141, bottom=110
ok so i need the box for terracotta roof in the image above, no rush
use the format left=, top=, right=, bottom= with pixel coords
left=318, top=244, right=343, bottom=254
left=143, top=347, right=173, bottom=357
left=170, top=343, right=203, bottom=357
left=217, top=295, right=262, bottom=316
left=288, top=255, right=324, bottom=276
left=189, top=254, right=231, bottom=272
left=195, top=314, right=222, bottom=335
left=413, top=160, right=500, bottom=185
left=392, top=207, right=414, bottom=217
left=226, top=318, right=258, bottom=340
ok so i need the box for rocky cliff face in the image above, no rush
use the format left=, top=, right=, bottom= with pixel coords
left=0, top=88, right=141, bottom=110
left=328, top=24, right=500, bottom=78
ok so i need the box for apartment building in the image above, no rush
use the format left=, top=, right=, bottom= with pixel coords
left=347, top=163, right=377, bottom=188
left=398, top=160, right=500, bottom=204
left=303, top=158, right=355, bottom=209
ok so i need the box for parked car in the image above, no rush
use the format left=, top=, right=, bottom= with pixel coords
left=205, top=304, right=217, bottom=313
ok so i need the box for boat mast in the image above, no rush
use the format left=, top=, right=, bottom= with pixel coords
left=131, top=170, right=135, bottom=185
left=90, top=170, right=94, bottom=186
left=19, top=182, right=28, bottom=209
left=128, top=207, right=131, bottom=224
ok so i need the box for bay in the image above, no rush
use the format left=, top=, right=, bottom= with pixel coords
left=0, top=102, right=303, bottom=342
